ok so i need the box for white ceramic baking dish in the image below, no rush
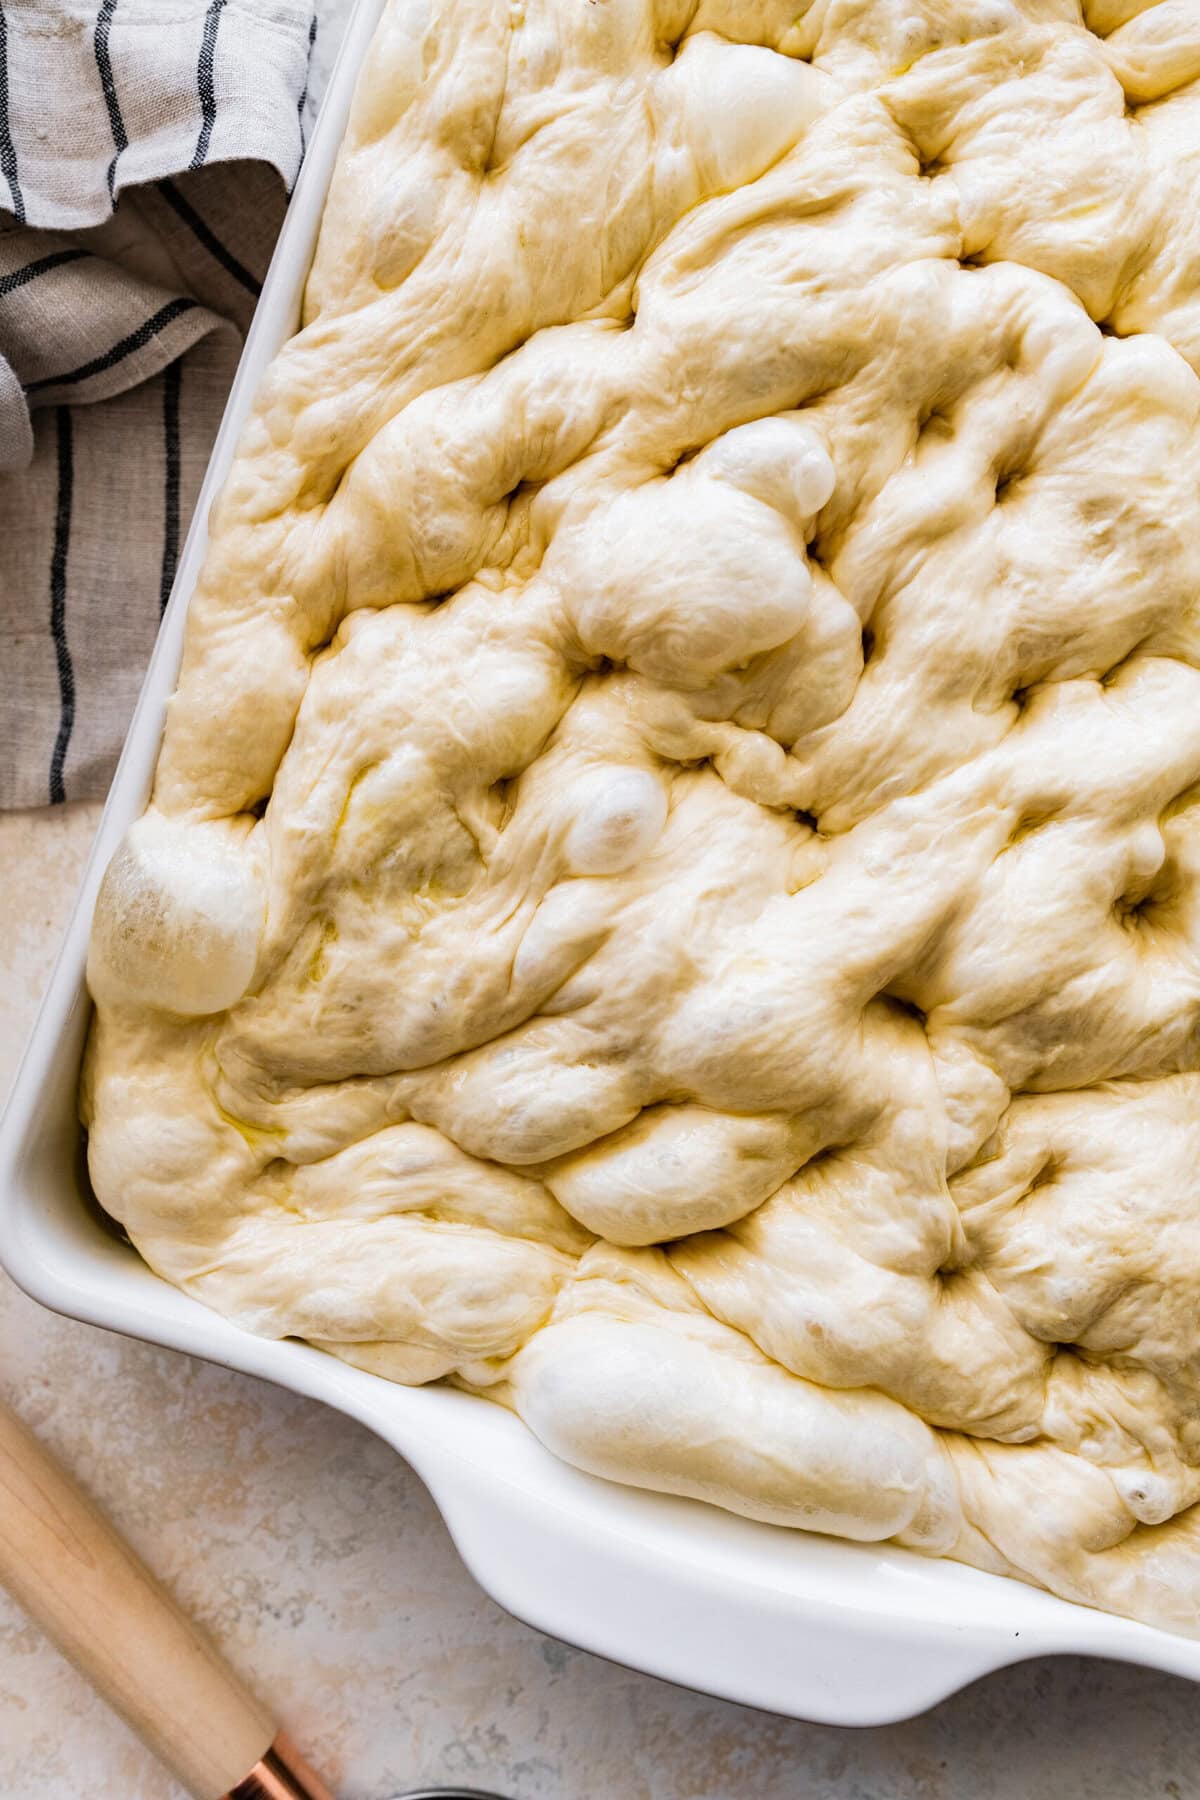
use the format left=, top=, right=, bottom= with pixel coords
left=4, top=0, right=1200, bottom=1727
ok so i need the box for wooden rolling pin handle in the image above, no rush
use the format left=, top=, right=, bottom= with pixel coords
left=0, top=1403, right=335, bottom=1800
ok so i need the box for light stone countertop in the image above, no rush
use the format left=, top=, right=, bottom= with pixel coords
left=4, top=5, right=1200, bottom=1796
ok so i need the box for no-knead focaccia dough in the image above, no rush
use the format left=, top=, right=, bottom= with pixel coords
left=84, top=0, right=1200, bottom=1634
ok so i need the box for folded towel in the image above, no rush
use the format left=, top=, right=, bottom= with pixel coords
left=0, top=0, right=317, bottom=809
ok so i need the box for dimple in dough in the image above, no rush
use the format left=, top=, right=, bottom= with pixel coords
left=82, top=0, right=1200, bottom=1636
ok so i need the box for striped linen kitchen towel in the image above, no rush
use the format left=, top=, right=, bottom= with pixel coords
left=0, top=0, right=317, bottom=809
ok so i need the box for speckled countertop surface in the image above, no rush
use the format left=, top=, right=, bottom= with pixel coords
left=4, top=7, right=1200, bottom=1797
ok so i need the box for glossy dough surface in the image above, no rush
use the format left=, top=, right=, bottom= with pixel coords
left=85, top=0, right=1200, bottom=1634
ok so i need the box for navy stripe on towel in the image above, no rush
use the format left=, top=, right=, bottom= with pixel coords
left=0, top=247, right=89, bottom=298
left=49, top=408, right=75, bottom=805
left=190, top=0, right=227, bottom=170
left=159, top=359, right=182, bottom=615
left=0, top=4, right=25, bottom=224
left=296, top=10, right=317, bottom=153
left=28, top=296, right=198, bottom=392
left=159, top=178, right=260, bottom=298
left=95, top=0, right=129, bottom=204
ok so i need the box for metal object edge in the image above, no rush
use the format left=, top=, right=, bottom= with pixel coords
left=225, top=1730, right=338, bottom=1800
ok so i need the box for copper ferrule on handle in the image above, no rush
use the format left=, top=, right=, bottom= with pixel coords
left=224, top=1732, right=337, bottom=1800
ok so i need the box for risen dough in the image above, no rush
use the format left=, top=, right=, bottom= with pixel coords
left=83, top=0, right=1200, bottom=1635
